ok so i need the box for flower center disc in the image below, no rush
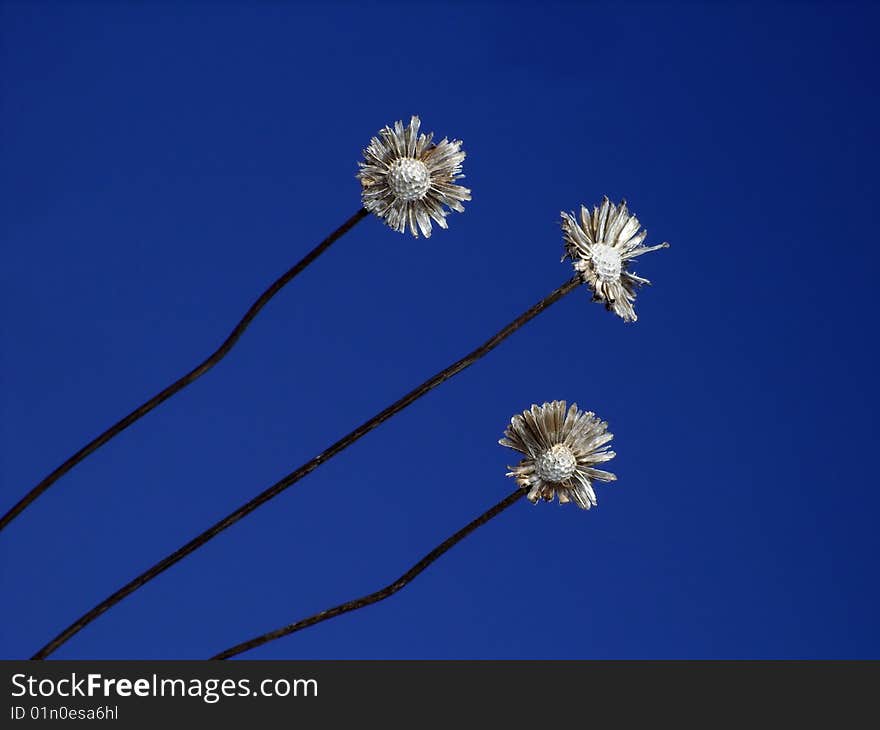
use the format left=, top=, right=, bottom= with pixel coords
left=591, top=244, right=622, bottom=281
left=387, top=158, right=430, bottom=202
left=536, top=443, right=577, bottom=483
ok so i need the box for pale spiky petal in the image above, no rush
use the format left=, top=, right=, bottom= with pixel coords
left=357, top=115, right=471, bottom=238
left=499, top=400, right=616, bottom=510
left=561, top=197, right=668, bottom=322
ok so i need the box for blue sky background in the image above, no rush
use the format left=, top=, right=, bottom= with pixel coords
left=2, top=1, right=878, bottom=660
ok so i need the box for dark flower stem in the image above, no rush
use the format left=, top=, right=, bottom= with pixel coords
left=1, top=208, right=369, bottom=533
left=32, top=275, right=580, bottom=659
left=212, top=488, right=526, bottom=660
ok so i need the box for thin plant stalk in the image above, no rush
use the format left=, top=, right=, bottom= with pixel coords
left=32, top=275, right=580, bottom=659
left=1, top=207, right=369, bottom=533
left=213, top=488, right=525, bottom=659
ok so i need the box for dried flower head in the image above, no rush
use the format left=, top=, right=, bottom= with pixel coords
left=562, top=197, right=669, bottom=322
left=499, top=400, right=616, bottom=510
left=357, top=115, right=471, bottom=238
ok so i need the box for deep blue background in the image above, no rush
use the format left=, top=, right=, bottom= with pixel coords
left=2, top=1, right=878, bottom=659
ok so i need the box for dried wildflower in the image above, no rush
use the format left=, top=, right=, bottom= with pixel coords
left=357, top=115, right=471, bottom=237
left=561, top=197, right=668, bottom=322
left=499, top=400, right=616, bottom=510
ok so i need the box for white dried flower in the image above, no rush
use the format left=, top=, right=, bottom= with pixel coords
left=562, top=197, right=669, bottom=322
left=499, top=400, right=616, bottom=510
left=357, top=115, right=471, bottom=238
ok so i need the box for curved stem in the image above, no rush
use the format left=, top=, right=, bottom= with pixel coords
left=2, top=208, right=369, bottom=533
left=32, top=275, right=580, bottom=659
left=213, top=488, right=525, bottom=660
